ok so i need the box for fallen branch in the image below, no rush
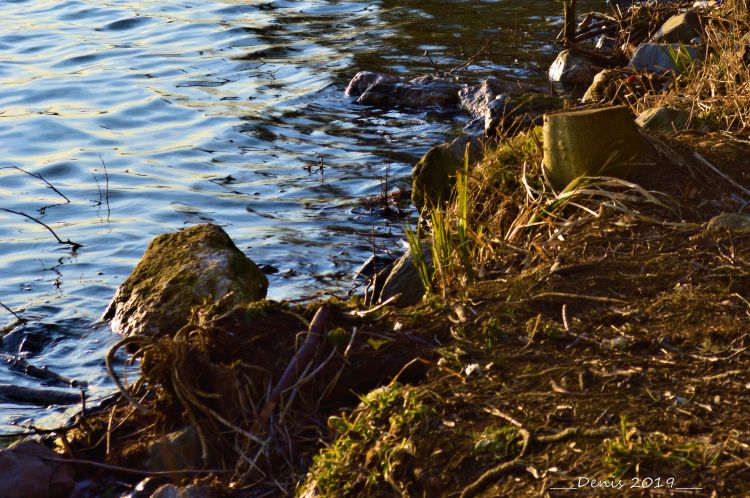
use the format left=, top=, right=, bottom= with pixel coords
left=0, top=208, right=82, bottom=251
left=256, top=305, right=329, bottom=426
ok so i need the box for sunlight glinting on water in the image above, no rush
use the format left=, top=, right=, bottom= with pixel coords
left=0, top=0, right=577, bottom=431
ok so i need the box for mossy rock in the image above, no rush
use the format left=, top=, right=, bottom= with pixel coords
left=102, top=224, right=268, bottom=338
left=411, top=134, right=490, bottom=212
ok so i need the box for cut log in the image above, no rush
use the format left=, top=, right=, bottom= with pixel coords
left=542, top=105, right=646, bottom=190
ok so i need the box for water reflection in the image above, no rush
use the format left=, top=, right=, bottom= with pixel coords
left=0, top=0, right=595, bottom=430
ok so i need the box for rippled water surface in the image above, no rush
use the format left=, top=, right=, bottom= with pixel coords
left=0, top=0, right=597, bottom=430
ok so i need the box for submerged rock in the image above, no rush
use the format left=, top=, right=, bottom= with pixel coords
left=458, top=78, right=544, bottom=117
left=411, top=134, right=489, bottom=211
left=548, top=50, right=598, bottom=85
left=629, top=43, right=700, bottom=74
left=345, top=71, right=403, bottom=97
left=346, top=71, right=462, bottom=109
left=102, top=224, right=268, bottom=338
left=636, top=106, right=691, bottom=133
left=0, top=440, right=74, bottom=498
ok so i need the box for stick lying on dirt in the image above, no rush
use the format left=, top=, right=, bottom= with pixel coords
left=256, top=304, right=329, bottom=426
left=0, top=384, right=81, bottom=406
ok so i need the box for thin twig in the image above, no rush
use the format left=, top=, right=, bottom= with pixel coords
left=529, top=292, right=627, bottom=304
left=39, top=455, right=230, bottom=476
left=98, top=154, right=111, bottom=222
left=0, top=208, right=82, bottom=251
left=0, top=301, right=27, bottom=324
left=694, top=152, right=750, bottom=198
left=3, top=165, right=70, bottom=203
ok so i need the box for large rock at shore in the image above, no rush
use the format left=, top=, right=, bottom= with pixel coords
left=548, top=50, right=598, bottom=85
left=0, top=440, right=74, bottom=498
left=458, top=78, right=545, bottom=117
left=379, top=242, right=433, bottom=306
left=484, top=93, right=564, bottom=135
left=651, top=12, right=702, bottom=44
left=629, top=43, right=700, bottom=74
left=346, top=71, right=462, bottom=109
left=102, top=224, right=268, bottom=338
left=411, top=134, right=489, bottom=211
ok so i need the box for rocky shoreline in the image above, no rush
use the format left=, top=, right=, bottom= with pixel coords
left=3, top=0, right=750, bottom=497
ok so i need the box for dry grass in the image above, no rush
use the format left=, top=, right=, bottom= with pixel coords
left=635, top=0, right=750, bottom=132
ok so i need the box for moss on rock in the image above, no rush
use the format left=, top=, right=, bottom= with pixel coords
left=102, top=224, right=268, bottom=338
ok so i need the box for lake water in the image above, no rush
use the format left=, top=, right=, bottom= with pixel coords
left=0, top=0, right=596, bottom=432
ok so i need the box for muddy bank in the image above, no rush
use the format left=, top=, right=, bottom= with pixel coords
left=3, top=0, right=750, bottom=497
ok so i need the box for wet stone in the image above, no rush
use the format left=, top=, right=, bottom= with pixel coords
left=378, top=242, right=433, bottom=306
left=346, top=71, right=462, bottom=109
left=548, top=50, right=598, bottom=85
left=629, top=43, right=700, bottom=74
left=636, top=106, right=691, bottom=133
left=651, top=12, right=702, bottom=44
left=0, top=439, right=74, bottom=498
left=102, top=224, right=268, bottom=339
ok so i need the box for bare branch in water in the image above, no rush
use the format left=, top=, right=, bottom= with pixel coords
left=3, top=165, right=71, bottom=203
left=98, top=154, right=111, bottom=222
left=0, top=208, right=82, bottom=251
left=0, top=301, right=27, bottom=324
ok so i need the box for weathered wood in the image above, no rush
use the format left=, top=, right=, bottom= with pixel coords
left=543, top=105, right=646, bottom=190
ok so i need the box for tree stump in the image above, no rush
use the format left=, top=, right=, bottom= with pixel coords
left=542, top=105, right=645, bottom=190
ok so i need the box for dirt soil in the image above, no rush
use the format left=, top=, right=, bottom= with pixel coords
left=300, top=135, right=750, bottom=497
left=64, top=135, right=749, bottom=497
